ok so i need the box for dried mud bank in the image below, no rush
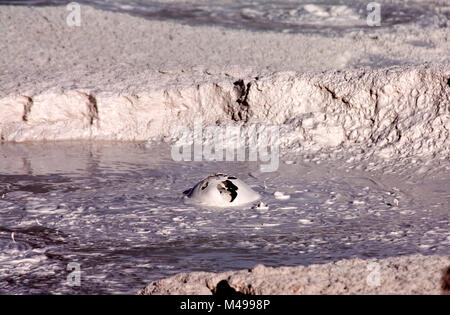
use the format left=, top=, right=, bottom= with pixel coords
left=1, top=64, right=449, bottom=162
left=138, top=254, right=450, bottom=295
left=1, top=5, right=449, bottom=295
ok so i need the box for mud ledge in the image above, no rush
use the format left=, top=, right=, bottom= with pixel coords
left=138, top=254, right=450, bottom=295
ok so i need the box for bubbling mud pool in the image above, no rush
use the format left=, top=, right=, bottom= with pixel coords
left=5, top=0, right=449, bottom=35
left=0, top=141, right=448, bottom=294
